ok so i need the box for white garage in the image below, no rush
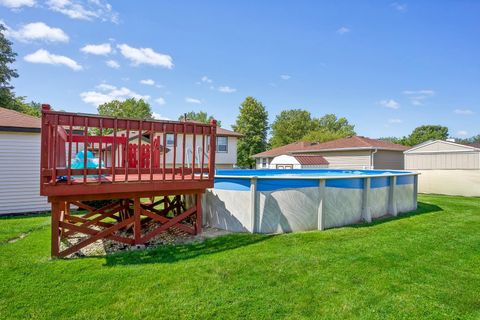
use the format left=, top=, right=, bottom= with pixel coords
left=0, top=107, right=49, bottom=215
left=404, top=140, right=480, bottom=196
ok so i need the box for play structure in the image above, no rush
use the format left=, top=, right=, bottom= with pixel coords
left=40, top=105, right=217, bottom=257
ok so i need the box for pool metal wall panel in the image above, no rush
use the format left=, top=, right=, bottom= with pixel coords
left=257, top=187, right=319, bottom=233
left=205, top=171, right=418, bottom=234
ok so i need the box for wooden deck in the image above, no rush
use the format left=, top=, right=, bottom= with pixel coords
left=40, top=105, right=218, bottom=257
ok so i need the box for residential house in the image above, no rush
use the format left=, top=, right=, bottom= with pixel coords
left=254, top=136, right=408, bottom=170
left=0, top=107, right=50, bottom=214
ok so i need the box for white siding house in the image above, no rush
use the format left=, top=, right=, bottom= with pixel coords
left=103, top=123, right=242, bottom=170
left=0, top=108, right=49, bottom=215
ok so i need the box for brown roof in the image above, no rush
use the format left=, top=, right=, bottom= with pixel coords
left=468, top=142, right=480, bottom=149
left=298, top=136, right=409, bottom=152
left=216, top=127, right=243, bottom=137
left=0, top=107, right=41, bottom=131
left=253, top=136, right=408, bottom=158
left=293, top=154, right=329, bottom=165
left=181, top=119, right=243, bottom=137
left=253, top=141, right=316, bottom=158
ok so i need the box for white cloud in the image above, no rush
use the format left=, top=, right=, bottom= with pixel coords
left=105, top=59, right=119, bottom=69
left=403, top=89, right=435, bottom=105
left=155, top=97, right=166, bottom=105
left=280, top=74, right=291, bottom=80
left=391, top=2, right=407, bottom=12
left=152, top=112, right=170, bottom=120
left=80, top=83, right=149, bottom=106
left=3, top=21, right=68, bottom=42
left=140, top=79, right=155, bottom=86
left=201, top=76, right=212, bottom=83
left=218, top=86, right=236, bottom=93
left=454, top=109, right=474, bottom=115
left=24, top=49, right=82, bottom=71
left=403, top=89, right=435, bottom=96
left=46, top=0, right=118, bottom=23
left=81, top=43, right=111, bottom=55
left=185, top=97, right=201, bottom=104
left=337, top=27, right=350, bottom=35
left=388, top=118, right=403, bottom=124
left=379, top=99, right=400, bottom=109
left=457, top=130, right=468, bottom=137
left=117, top=44, right=173, bottom=68
left=0, top=0, right=35, bottom=9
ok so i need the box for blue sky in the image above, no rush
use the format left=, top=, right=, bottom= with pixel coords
left=1, top=1, right=479, bottom=138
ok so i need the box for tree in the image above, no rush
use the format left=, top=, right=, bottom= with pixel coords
left=97, top=98, right=152, bottom=119
left=304, top=114, right=356, bottom=143
left=269, top=109, right=314, bottom=148
left=178, top=111, right=221, bottom=127
left=232, top=97, right=269, bottom=168
left=302, top=129, right=349, bottom=143
left=0, top=24, right=19, bottom=108
left=94, top=98, right=152, bottom=135
left=313, top=114, right=355, bottom=136
left=405, top=125, right=449, bottom=146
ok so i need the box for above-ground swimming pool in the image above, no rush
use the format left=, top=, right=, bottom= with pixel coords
left=204, top=169, right=418, bottom=233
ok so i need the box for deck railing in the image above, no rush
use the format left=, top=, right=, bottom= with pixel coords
left=40, top=104, right=217, bottom=195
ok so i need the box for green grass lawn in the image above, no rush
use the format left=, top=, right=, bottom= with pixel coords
left=0, top=194, right=479, bottom=319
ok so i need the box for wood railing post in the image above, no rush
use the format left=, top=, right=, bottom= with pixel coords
left=208, top=119, right=217, bottom=179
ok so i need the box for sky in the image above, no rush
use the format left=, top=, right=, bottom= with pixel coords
left=1, top=0, right=479, bottom=138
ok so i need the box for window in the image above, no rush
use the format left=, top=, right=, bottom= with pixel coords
left=262, top=158, right=267, bottom=168
left=216, top=136, right=228, bottom=152
left=166, top=133, right=175, bottom=146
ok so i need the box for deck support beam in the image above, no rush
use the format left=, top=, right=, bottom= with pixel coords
left=50, top=192, right=203, bottom=258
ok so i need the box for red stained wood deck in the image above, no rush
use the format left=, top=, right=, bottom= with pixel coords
left=40, top=104, right=218, bottom=257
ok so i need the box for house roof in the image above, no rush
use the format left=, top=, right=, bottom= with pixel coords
left=0, top=107, right=41, bottom=132
left=182, top=119, right=243, bottom=137
left=253, top=141, right=315, bottom=158
left=404, top=139, right=480, bottom=153
left=292, top=154, right=329, bottom=165
left=297, top=136, right=409, bottom=153
left=253, top=136, right=408, bottom=158
left=216, top=126, right=243, bottom=137
left=468, top=142, right=480, bottom=149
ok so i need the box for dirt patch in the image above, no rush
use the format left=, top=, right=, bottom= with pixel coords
left=60, top=226, right=231, bottom=258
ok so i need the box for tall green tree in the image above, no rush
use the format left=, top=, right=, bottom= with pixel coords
left=406, top=125, right=449, bottom=146
left=178, top=111, right=221, bottom=127
left=0, top=24, right=19, bottom=108
left=97, top=98, right=152, bottom=119
left=232, top=97, right=269, bottom=168
left=304, top=114, right=356, bottom=143
left=94, top=98, right=152, bottom=135
left=313, top=114, right=355, bottom=136
left=269, top=109, right=314, bottom=148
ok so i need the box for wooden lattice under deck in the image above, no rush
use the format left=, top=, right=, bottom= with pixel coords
left=40, top=105, right=217, bottom=257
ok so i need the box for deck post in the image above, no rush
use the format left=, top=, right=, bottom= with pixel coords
left=134, top=197, right=141, bottom=244
left=51, top=201, right=61, bottom=257
left=195, top=193, right=202, bottom=234
left=361, top=177, right=372, bottom=223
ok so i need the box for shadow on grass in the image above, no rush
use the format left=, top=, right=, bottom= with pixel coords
left=351, top=201, right=444, bottom=229
left=104, top=233, right=274, bottom=266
